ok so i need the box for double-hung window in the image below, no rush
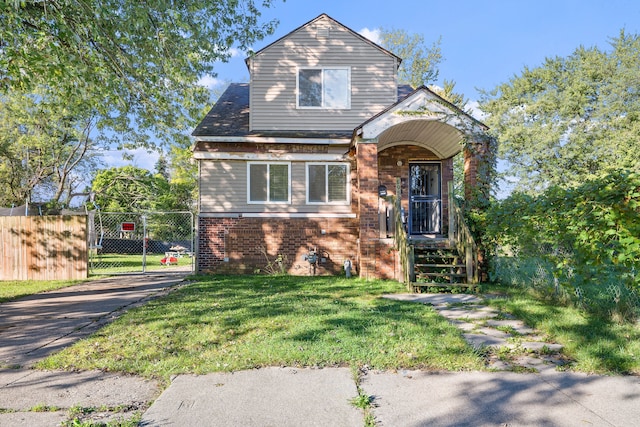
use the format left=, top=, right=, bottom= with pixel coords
left=306, top=163, right=349, bottom=204
left=298, top=67, right=350, bottom=109
left=247, top=162, right=291, bottom=204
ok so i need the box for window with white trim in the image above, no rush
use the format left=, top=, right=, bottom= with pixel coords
left=298, top=67, right=350, bottom=109
left=306, top=163, right=349, bottom=204
left=247, top=162, right=291, bottom=204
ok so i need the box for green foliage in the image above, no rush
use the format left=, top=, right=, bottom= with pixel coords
left=92, top=166, right=164, bottom=212
left=0, top=88, right=102, bottom=206
left=480, top=31, right=640, bottom=192
left=0, top=1, right=279, bottom=149
left=379, top=28, right=443, bottom=88
left=487, top=169, right=640, bottom=321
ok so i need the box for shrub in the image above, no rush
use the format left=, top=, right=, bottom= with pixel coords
left=487, top=169, right=640, bottom=321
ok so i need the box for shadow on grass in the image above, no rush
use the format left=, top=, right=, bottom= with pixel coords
left=487, top=289, right=640, bottom=374
left=44, top=274, right=481, bottom=376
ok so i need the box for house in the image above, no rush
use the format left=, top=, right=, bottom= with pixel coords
left=193, top=14, right=493, bottom=284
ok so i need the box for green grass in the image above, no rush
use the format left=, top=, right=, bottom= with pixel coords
left=89, top=253, right=192, bottom=274
left=482, top=285, right=640, bottom=375
left=0, top=279, right=83, bottom=303
left=38, top=275, right=484, bottom=379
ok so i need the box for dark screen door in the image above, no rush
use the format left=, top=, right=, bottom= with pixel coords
left=409, top=163, right=441, bottom=234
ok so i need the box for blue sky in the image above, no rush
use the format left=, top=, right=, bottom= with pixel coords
left=206, top=0, right=640, bottom=104
left=118, top=0, right=639, bottom=178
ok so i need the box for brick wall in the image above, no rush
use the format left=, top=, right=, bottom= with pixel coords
left=356, top=143, right=379, bottom=278
left=198, top=216, right=358, bottom=275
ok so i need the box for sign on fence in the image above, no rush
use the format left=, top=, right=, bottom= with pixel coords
left=89, top=211, right=194, bottom=275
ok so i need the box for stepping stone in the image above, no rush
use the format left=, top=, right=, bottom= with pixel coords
left=435, top=307, right=500, bottom=320
left=486, top=357, right=512, bottom=371
left=463, top=333, right=509, bottom=349
left=382, top=294, right=482, bottom=305
left=521, top=342, right=563, bottom=353
left=475, top=327, right=511, bottom=339
left=448, top=319, right=477, bottom=332
left=484, top=319, right=535, bottom=335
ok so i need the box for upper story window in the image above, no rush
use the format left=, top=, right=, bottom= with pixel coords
left=247, top=162, right=291, bottom=204
left=297, top=67, right=350, bottom=109
left=306, top=163, right=350, bottom=204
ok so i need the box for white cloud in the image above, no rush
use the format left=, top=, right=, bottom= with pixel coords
left=197, top=74, right=223, bottom=89
left=100, top=148, right=160, bottom=172
left=228, top=47, right=242, bottom=58
left=465, top=100, right=489, bottom=122
left=359, top=27, right=381, bottom=44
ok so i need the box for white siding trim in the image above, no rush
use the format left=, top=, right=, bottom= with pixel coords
left=194, top=152, right=347, bottom=161
left=242, top=213, right=356, bottom=218
left=194, top=136, right=350, bottom=144
left=199, top=213, right=241, bottom=218
left=198, top=213, right=356, bottom=218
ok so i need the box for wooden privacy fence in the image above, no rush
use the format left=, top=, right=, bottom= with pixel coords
left=0, top=215, right=88, bottom=281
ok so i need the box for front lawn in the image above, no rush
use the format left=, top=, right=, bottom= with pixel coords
left=38, top=275, right=484, bottom=379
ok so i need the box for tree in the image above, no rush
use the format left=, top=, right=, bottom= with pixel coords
left=480, top=31, right=640, bottom=193
left=0, top=1, right=279, bottom=150
left=91, top=166, right=167, bottom=212
left=0, top=88, right=102, bottom=207
left=379, top=28, right=443, bottom=88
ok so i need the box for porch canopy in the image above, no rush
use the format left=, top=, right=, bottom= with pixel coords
left=353, top=86, right=487, bottom=158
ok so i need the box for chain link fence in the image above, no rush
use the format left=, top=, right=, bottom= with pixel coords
left=88, top=211, right=194, bottom=275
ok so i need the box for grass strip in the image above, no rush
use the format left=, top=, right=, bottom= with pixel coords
left=0, top=279, right=83, bottom=303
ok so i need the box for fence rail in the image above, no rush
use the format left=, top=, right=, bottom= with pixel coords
left=0, top=215, right=87, bottom=281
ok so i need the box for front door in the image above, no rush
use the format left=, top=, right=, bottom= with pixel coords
left=409, top=163, right=441, bottom=234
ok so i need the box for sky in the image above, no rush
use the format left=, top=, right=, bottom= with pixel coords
left=205, top=0, right=640, bottom=105
left=116, top=0, right=639, bottom=184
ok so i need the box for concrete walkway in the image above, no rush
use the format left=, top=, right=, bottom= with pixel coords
left=1, top=281, right=639, bottom=426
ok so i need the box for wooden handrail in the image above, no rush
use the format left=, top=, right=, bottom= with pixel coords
left=393, top=178, right=414, bottom=288
left=448, top=182, right=478, bottom=283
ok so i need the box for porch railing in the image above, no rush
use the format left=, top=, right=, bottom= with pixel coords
left=393, top=178, right=414, bottom=288
left=447, top=182, right=478, bottom=283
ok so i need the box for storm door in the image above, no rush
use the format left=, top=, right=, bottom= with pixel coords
left=409, top=163, right=442, bottom=234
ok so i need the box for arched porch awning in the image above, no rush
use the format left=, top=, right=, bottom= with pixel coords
left=353, top=86, right=487, bottom=159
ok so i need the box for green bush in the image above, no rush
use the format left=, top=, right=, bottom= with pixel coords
left=487, top=169, right=640, bottom=321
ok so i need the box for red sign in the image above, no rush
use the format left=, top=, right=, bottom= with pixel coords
left=121, top=222, right=136, bottom=232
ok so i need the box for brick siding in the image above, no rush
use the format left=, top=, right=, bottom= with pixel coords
left=198, top=216, right=358, bottom=276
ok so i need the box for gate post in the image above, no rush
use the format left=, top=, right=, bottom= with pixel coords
left=141, top=215, right=147, bottom=273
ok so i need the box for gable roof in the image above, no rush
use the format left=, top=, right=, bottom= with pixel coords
left=356, top=85, right=488, bottom=135
left=246, top=13, right=401, bottom=69
left=354, top=86, right=488, bottom=159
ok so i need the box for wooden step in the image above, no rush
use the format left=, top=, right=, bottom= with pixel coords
left=415, top=263, right=466, bottom=269
left=417, top=272, right=467, bottom=278
left=413, top=282, right=477, bottom=290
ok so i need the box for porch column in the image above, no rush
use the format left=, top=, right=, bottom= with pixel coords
left=356, top=141, right=379, bottom=279
left=463, top=135, right=496, bottom=282
left=463, top=136, right=494, bottom=209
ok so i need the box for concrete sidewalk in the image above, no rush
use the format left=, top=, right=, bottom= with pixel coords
left=139, top=367, right=640, bottom=427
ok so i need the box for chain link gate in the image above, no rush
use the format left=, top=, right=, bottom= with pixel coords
left=88, top=211, right=194, bottom=275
